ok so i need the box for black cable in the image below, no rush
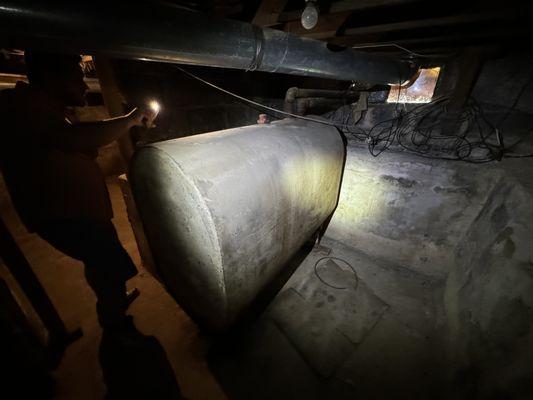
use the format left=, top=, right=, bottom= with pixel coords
left=340, top=94, right=515, bottom=163
left=313, top=257, right=359, bottom=291
left=176, top=65, right=532, bottom=162
left=504, top=153, right=533, bottom=158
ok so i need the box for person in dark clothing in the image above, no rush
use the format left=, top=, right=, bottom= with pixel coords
left=0, top=51, right=156, bottom=330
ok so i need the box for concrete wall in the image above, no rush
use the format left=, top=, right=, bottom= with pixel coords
left=325, top=143, right=533, bottom=397
left=325, top=144, right=502, bottom=278
left=473, top=51, right=533, bottom=115
left=445, top=170, right=533, bottom=398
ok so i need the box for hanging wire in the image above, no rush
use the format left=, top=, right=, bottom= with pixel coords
left=176, top=66, right=533, bottom=162
left=175, top=66, right=339, bottom=127
left=351, top=43, right=437, bottom=59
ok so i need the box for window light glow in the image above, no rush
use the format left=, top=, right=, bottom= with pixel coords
left=387, top=67, right=440, bottom=104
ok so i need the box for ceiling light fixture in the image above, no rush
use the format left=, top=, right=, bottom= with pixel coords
left=301, top=0, right=319, bottom=30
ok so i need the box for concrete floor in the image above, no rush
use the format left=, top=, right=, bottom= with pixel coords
left=208, top=237, right=448, bottom=399
left=1, top=175, right=450, bottom=399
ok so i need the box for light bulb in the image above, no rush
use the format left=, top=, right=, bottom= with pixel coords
left=301, top=1, right=319, bottom=30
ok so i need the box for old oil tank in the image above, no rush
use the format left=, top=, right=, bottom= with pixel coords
left=130, top=118, right=344, bottom=331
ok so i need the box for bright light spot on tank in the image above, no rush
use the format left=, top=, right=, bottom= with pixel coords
left=327, top=162, right=388, bottom=235
left=149, top=100, right=161, bottom=114
left=281, top=154, right=343, bottom=218
left=301, top=1, right=319, bottom=30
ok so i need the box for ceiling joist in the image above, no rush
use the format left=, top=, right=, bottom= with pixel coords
left=252, top=0, right=289, bottom=27
left=277, top=0, right=419, bottom=23
left=340, top=11, right=515, bottom=38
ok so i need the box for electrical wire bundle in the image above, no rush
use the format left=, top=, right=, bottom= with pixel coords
left=336, top=95, right=510, bottom=163
left=176, top=65, right=532, bottom=162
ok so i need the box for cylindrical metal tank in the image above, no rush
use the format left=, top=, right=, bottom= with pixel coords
left=130, top=118, right=344, bottom=331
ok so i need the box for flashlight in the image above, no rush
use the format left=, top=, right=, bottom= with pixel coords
left=143, top=100, right=161, bottom=128
left=149, top=100, right=161, bottom=115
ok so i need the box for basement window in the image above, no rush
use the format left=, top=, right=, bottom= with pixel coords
left=387, top=67, right=440, bottom=104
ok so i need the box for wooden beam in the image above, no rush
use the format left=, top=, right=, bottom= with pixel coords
left=439, top=47, right=485, bottom=136
left=252, top=0, right=289, bottom=27
left=0, top=73, right=101, bottom=91
left=343, top=12, right=512, bottom=37
left=0, top=216, right=71, bottom=345
left=329, top=0, right=419, bottom=13
left=94, top=57, right=156, bottom=274
left=94, top=56, right=133, bottom=164
left=284, top=11, right=352, bottom=39
left=330, top=28, right=525, bottom=48
left=213, top=1, right=243, bottom=17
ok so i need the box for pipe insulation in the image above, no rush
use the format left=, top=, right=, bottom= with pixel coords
left=129, top=118, right=345, bottom=331
left=0, top=1, right=416, bottom=84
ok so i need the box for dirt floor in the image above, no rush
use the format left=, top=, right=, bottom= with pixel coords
left=0, top=177, right=227, bottom=400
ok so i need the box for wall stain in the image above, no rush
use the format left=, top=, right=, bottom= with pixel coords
left=491, top=204, right=509, bottom=232
left=503, top=238, right=516, bottom=258
left=433, top=185, right=472, bottom=196
left=380, top=174, right=417, bottom=188
left=495, top=227, right=515, bottom=258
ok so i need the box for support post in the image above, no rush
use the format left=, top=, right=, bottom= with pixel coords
left=94, top=56, right=155, bottom=272
left=94, top=56, right=134, bottom=163
left=439, top=47, right=484, bottom=135
left=0, top=216, right=82, bottom=362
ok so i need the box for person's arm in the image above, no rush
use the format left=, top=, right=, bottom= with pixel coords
left=48, top=108, right=153, bottom=153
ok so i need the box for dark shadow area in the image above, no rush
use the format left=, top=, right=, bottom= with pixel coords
left=205, top=137, right=349, bottom=399
left=206, top=236, right=451, bottom=400
left=205, top=244, right=333, bottom=400
left=326, top=43, right=350, bottom=53
left=1, top=279, right=55, bottom=399
left=223, top=240, right=315, bottom=336
left=205, top=243, right=320, bottom=400
left=207, top=318, right=328, bottom=400
left=223, top=132, right=348, bottom=337
left=99, top=326, right=183, bottom=400
left=319, top=129, right=348, bottom=240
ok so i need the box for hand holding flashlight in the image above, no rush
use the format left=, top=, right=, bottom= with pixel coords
left=149, top=100, right=160, bottom=115
left=128, top=100, right=160, bottom=130
left=143, top=100, right=160, bottom=128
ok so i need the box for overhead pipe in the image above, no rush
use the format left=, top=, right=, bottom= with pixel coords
left=284, top=87, right=360, bottom=115
left=0, top=1, right=417, bottom=85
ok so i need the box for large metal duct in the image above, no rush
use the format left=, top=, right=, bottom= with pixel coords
left=0, top=1, right=415, bottom=85
left=129, top=119, right=344, bottom=331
